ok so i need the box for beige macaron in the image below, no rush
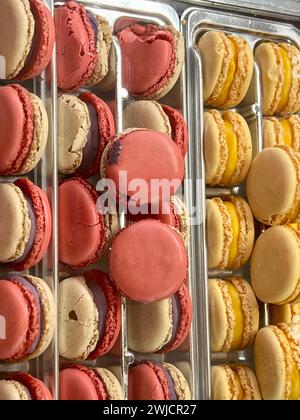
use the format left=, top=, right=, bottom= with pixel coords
left=251, top=226, right=300, bottom=305
left=204, top=110, right=252, bottom=186
left=255, top=42, right=300, bottom=116
left=263, top=115, right=300, bottom=152
left=212, top=365, right=261, bottom=400
left=0, top=380, right=30, bottom=400
left=197, top=31, right=253, bottom=108
left=209, top=277, right=259, bottom=353
left=206, top=195, right=255, bottom=270
left=270, top=302, right=300, bottom=325
left=57, top=94, right=90, bottom=175
left=247, top=146, right=300, bottom=225
left=254, top=324, right=300, bottom=400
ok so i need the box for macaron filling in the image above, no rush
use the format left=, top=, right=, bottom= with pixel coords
left=118, top=24, right=176, bottom=96
left=87, top=13, right=99, bottom=46
left=277, top=47, right=292, bottom=113
left=223, top=202, right=240, bottom=268
left=78, top=102, right=100, bottom=174
left=226, top=283, right=244, bottom=350
left=10, top=276, right=42, bottom=355
left=14, top=194, right=36, bottom=264
left=280, top=119, right=293, bottom=147
left=222, top=118, right=238, bottom=184
left=158, top=364, right=177, bottom=400
left=214, top=37, right=238, bottom=107
left=88, top=282, right=108, bottom=346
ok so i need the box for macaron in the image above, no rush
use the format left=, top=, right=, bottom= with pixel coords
left=197, top=31, right=253, bottom=108
left=58, top=178, right=118, bottom=268
left=255, top=42, right=300, bottom=116
left=58, top=93, right=115, bottom=177
left=204, top=110, right=252, bottom=186
left=0, top=275, right=54, bottom=361
left=118, top=23, right=184, bottom=100
left=55, top=1, right=112, bottom=91
left=0, top=0, right=55, bottom=80
left=127, top=283, right=192, bottom=354
left=254, top=324, right=300, bottom=400
left=101, top=129, right=185, bottom=206
left=206, top=195, right=255, bottom=270
left=209, top=277, right=259, bottom=353
left=270, top=303, right=300, bottom=326
left=124, top=101, right=188, bottom=156
left=0, top=373, right=52, bottom=400
left=212, top=365, right=261, bottom=400
left=251, top=226, right=300, bottom=305
left=0, top=84, right=48, bottom=175
left=0, top=178, right=52, bottom=270
left=263, top=115, right=300, bottom=152
left=59, top=270, right=121, bottom=360
left=60, top=365, right=124, bottom=400
left=127, top=196, right=190, bottom=248
left=109, top=219, right=188, bottom=302
left=129, top=361, right=191, bottom=400
left=247, top=146, right=300, bottom=225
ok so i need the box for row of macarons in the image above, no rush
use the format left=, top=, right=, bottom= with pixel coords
left=0, top=362, right=191, bottom=400
left=3, top=1, right=300, bottom=118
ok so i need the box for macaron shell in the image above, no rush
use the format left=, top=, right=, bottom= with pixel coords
left=11, top=178, right=52, bottom=271
left=254, top=326, right=291, bottom=400
left=109, top=220, right=188, bottom=302
left=94, top=368, right=124, bottom=400
left=124, top=101, right=172, bottom=137
left=255, top=43, right=283, bottom=115
left=0, top=0, right=34, bottom=78
left=17, top=0, right=55, bottom=80
left=54, top=1, right=96, bottom=91
left=58, top=178, right=106, bottom=268
left=251, top=226, right=300, bottom=304
left=129, top=362, right=168, bottom=400
left=270, top=303, right=293, bottom=325
left=247, top=146, right=300, bottom=225
left=0, top=280, right=31, bottom=360
left=234, top=366, right=261, bottom=400
left=263, top=117, right=282, bottom=148
left=58, top=94, right=90, bottom=174
left=0, top=84, right=34, bottom=175
left=212, top=366, right=236, bottom=400
left=0, top=380, right=29, bottom=400
left=163, top=362, right=191, bottom=400
left=25, top=275, right=55, bottom=361
left=17, top=93, right=48, bottom=174
left=204, top=110, right=227, bottom=185
left=171, top=196, right=190, bottom=248
left=98, top=42, right=116, bottom=92
left=162, top=105, right=188, bottom=157
left=0, top=183, right=31, bottom=262
left=209, top=279, right=230, bottom=352
left=289, top=115, right=300, bottom=152
left=59, top=276, right=99, bottom=360
left=104, top=129, right=184, bottom=206
left=10, top=373, right=53, bottom=400
left=278, top=43, right=300, bottom=115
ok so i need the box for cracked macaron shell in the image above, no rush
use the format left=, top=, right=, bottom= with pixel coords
left=209, top=277, right=259, bottom=353
left=197, top=31, right=253, bottom=108
left=247, top=146, right=300, bottom=226
left=206, top=195, right=255, bottom=270
left=58, top=178, right=107, bottom=268
left=204, top=109, right=252, bottom=186
left=127, top=283, right=192, bottom=354
left=59, top=271, right=121, bottom=361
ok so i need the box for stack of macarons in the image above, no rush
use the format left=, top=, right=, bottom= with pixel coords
left=0, top=373, right=53, bottom=400
left=0, top=0, right=55, bottom=80
left=197, top=31, right=253, bottom=108
left=0, top=84, right=48, bottom=175
left=0, top=275, right=54, bottom=362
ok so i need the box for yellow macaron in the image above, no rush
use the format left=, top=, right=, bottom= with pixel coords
left=263, top=115, right=300, bottom=152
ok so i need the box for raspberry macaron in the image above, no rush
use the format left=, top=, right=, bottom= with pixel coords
left=58, top=93, right=115, bottom=177
left=54, top=1, right=112, bottom=91
left=0, top=373, right=53, bottom=400
left=0, top=84, right=48, bottom=175
left=0, top=0, right=55, bottom=80
left=127, top=283, right=192, bottom=354
left=59, top=270, right=121, bottom=360
left=118, top=23, right=184, bottom=100
left=58, top=178, right=118, bottom=268
left=0, top=275, right=54, bottom=362
left=124, top=101, right=188, bottom=156
left=60, top=365, right=124, bottom=400
left=0, top=179, right=52, bottom=270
